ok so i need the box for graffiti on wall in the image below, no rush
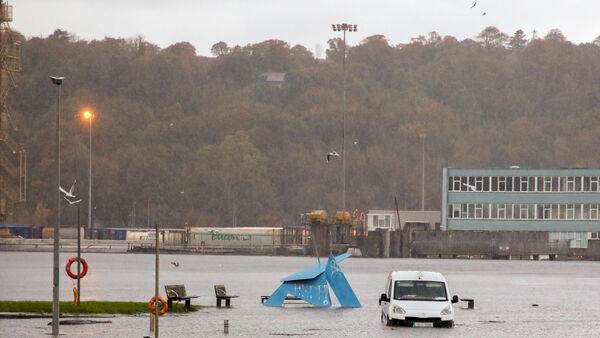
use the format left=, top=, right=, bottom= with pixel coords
left=209, top=230, right=252, bottom=241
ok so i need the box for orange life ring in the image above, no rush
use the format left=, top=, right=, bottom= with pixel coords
left=148, top=296, right=169, bottom=316
left=65, top=257, right=88, bottom=279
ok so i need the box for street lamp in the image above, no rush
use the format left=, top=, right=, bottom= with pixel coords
left=81, top=109, right=94, bottom=239
left=420, top=133, right=426, bottom=211
left=49, top=75, right=64, bottom=337
left=331, top=23, right=357, bottom=211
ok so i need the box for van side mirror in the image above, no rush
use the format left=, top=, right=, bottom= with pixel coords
left=451, top=295, right=459, bottom=303
left=379, top=293, right=389, bottom=305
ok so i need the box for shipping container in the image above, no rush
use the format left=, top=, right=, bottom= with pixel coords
left=187, top=227, right=283, bottom=247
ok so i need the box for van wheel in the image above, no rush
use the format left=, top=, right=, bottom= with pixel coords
left=381, top=311, right=393, bottom=326
left=434, top=320, right=454, bottom=328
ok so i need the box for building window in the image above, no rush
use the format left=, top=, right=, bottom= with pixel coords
left=583, top=177, right=591, bottom=191
left=520, top=204, right=528, bottom=219
left=512, top=177, right=519, bottom=192
left=566, top=204, right=575, bottom=220
left=491, top=177, right=498, bottom=192
left=498, top=177, right=506, bottom=191
left=460, top=177, right=469, bottom=191
left=591, top=204, right=599, bottom=220
left=583, top=204, right=590, bottom=219
left=507, top=177, right=514, bottom=192
left=543, top=204, right=552, bottom=219
left=451, top=204, right=461, bottom=218
left=566, top=177, right=576, bottom=192
left=520, top=177, right=529, bottom=192
left=462, top=204, right=468, bottom=218
left=558, top=204, right=566, bottom=220
left=452, top=176, right=461, bottom=191
left=475, top=177, right=483, bottom=191
left=483, top=177, right=490, bottom=191
left=558, top=177, right=567, bottom=192
left=544, top=177, right=552, bottom=192
left=498, top=204, right=506, bottom=219
left=552, top=177, right=559, bottom=192
left=591, top=177, right=599, bottom=192
left=576, top=176, right=583, bottom=192
left=483, top=203, right=490, bottom=219
left=475, top=204, right=483, bottom=218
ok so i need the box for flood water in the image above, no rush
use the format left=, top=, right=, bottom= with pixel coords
left=1, top=252, right=599, bottom=337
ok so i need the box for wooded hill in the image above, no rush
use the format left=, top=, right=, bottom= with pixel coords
left=8, top=27, right=600, bottom=228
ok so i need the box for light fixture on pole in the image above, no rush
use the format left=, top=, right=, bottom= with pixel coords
left=81, top=109, right=94, bottom=239
left=331, top=23, right=357, bottom=211
left=420, top=133, right=426, bottom=211
left=49, top=75, right=64, bottom=337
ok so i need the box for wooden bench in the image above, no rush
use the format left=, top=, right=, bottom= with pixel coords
left=214, top=284, right=239, bottom=308
left=261, top=295, right=302, bottom=303
left=164, top=284, right=199, bottom=311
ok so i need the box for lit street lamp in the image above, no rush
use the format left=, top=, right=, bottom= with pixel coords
left=331, top=23, right=357, bottom=211
left=49, top=75, right=64, bottom=336
left=81, top=110, right=94, bottom=239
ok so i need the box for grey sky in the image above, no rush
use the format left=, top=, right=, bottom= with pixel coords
left=13, top=0, right=600, bottom=56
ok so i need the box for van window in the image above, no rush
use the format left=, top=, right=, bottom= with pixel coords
left=394, top=280, right=447, bottom=301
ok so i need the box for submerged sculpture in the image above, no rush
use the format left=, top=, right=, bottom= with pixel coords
left=263, top=252, right=361, bottom=308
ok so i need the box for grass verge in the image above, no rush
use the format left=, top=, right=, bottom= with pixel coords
left=0, top=301, right=200, bottom=314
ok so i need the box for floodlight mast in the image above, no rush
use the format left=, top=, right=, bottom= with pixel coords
left=331, top=23, right=357, bottom=211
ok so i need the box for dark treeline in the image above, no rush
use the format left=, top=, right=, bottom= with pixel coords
left=7, top=27, right=600, bottom=228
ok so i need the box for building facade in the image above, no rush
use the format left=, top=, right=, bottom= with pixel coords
left=442, top=168, right=600, bottom=248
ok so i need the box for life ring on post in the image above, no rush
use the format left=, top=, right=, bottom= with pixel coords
left=148, top=296, right=169, bottom=316
left=65, top=257, right=88, bottom=279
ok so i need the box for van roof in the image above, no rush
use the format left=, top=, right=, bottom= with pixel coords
left=389, top=271, right=446, bottom=282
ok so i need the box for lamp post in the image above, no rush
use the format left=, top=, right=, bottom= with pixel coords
left=420, top=133, right=426, bottom=211
left=82, top=110, right=93, bottom=239
left=50, top=75, right=64, bottom=337
left=331, top=23, right=357, bottom=211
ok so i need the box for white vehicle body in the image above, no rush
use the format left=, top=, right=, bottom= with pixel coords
left=380, top=271, right=458, bottom=328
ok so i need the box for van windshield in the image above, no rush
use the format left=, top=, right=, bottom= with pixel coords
left=394, top=280, right=447, bottom=301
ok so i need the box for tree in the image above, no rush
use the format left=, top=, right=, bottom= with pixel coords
left=508, top=29, right=527, bottom=50
left=593, top=35, right=600, bottom=47
left=544, top=29, right=566, bottom=42
left=477, top=26, right=508, bottom=48
left=211, top=41, right=230, bottom=56
left=164, top=41, right=196, bottom=56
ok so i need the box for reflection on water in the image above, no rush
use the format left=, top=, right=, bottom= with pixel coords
left=1, top=252, right=600, bottom=337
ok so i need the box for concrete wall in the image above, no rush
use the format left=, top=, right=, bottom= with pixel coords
left=411, top=230, right=569, bottom=257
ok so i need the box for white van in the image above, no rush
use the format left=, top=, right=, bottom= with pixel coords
left=379, top=271, right=458, bottom=328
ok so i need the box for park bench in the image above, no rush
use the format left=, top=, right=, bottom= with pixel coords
left=164, top=284, right=199, bottom=311
left=260, top=295, right=302, bottom=303
left=214, top=284, right=239, bottom=308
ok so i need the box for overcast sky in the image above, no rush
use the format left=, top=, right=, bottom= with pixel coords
left=13, top=0, right=600, bottom=56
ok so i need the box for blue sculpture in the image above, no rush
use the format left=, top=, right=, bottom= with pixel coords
left=263, top=252, right=361, bottom=308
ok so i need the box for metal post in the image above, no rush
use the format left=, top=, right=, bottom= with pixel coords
left=342, top=29, right=346, bottom=211
left=421, top=133, right=426, bottom=211
left=77, top=203, right=81, bottom=305
left=88, top=117, right=92, bottom=239
left=51, top=79, right=62, bottom=336
left=154, top=222, right=159, bottom=337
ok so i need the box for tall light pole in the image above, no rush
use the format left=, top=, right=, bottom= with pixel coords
left=50, top=75, right=64, bottom=337
left=420, top=133, right=426, bottom=211
left=82, top=110, right=93, bottom=239
left=331, top=23, right=357, bottom=211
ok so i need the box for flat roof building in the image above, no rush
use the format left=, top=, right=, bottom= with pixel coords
left=442, top=168, right=600, bottom=248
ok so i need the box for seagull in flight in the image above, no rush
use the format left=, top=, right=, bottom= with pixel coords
left=462, top=183, right=477, bottom=191
left=171, top=261, right=180, bottom=267
left=59, top=180, right=77, bottom=198
left=482, top=12, right=487, bottom=16
left=353, top=140, right=359, bottom=145
left=63, top=196, right=82, bottom=205
left=470, top=2, right=477, bottom=8
left=326, top=151, right=340, bottom=163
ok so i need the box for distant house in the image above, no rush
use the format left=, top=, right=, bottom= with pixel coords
left=366, top=210, right=441, bottom=232
left=259, top=72, right=286, bottom=87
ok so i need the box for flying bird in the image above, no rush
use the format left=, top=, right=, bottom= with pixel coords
left=59, top=180, right=77, bottom=198
left=63, top=196, right=82, bottom=205
left=326, top=151, right=340, bottom=163
left=482, top=12, right=487, bottom=16
left=353, top=140, right=359, bottom=145
left=462, top=183, right=477, bottom=191
left=470, top=2, right=477, bottom=8
left=171, top=261, right=180, bottom=267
